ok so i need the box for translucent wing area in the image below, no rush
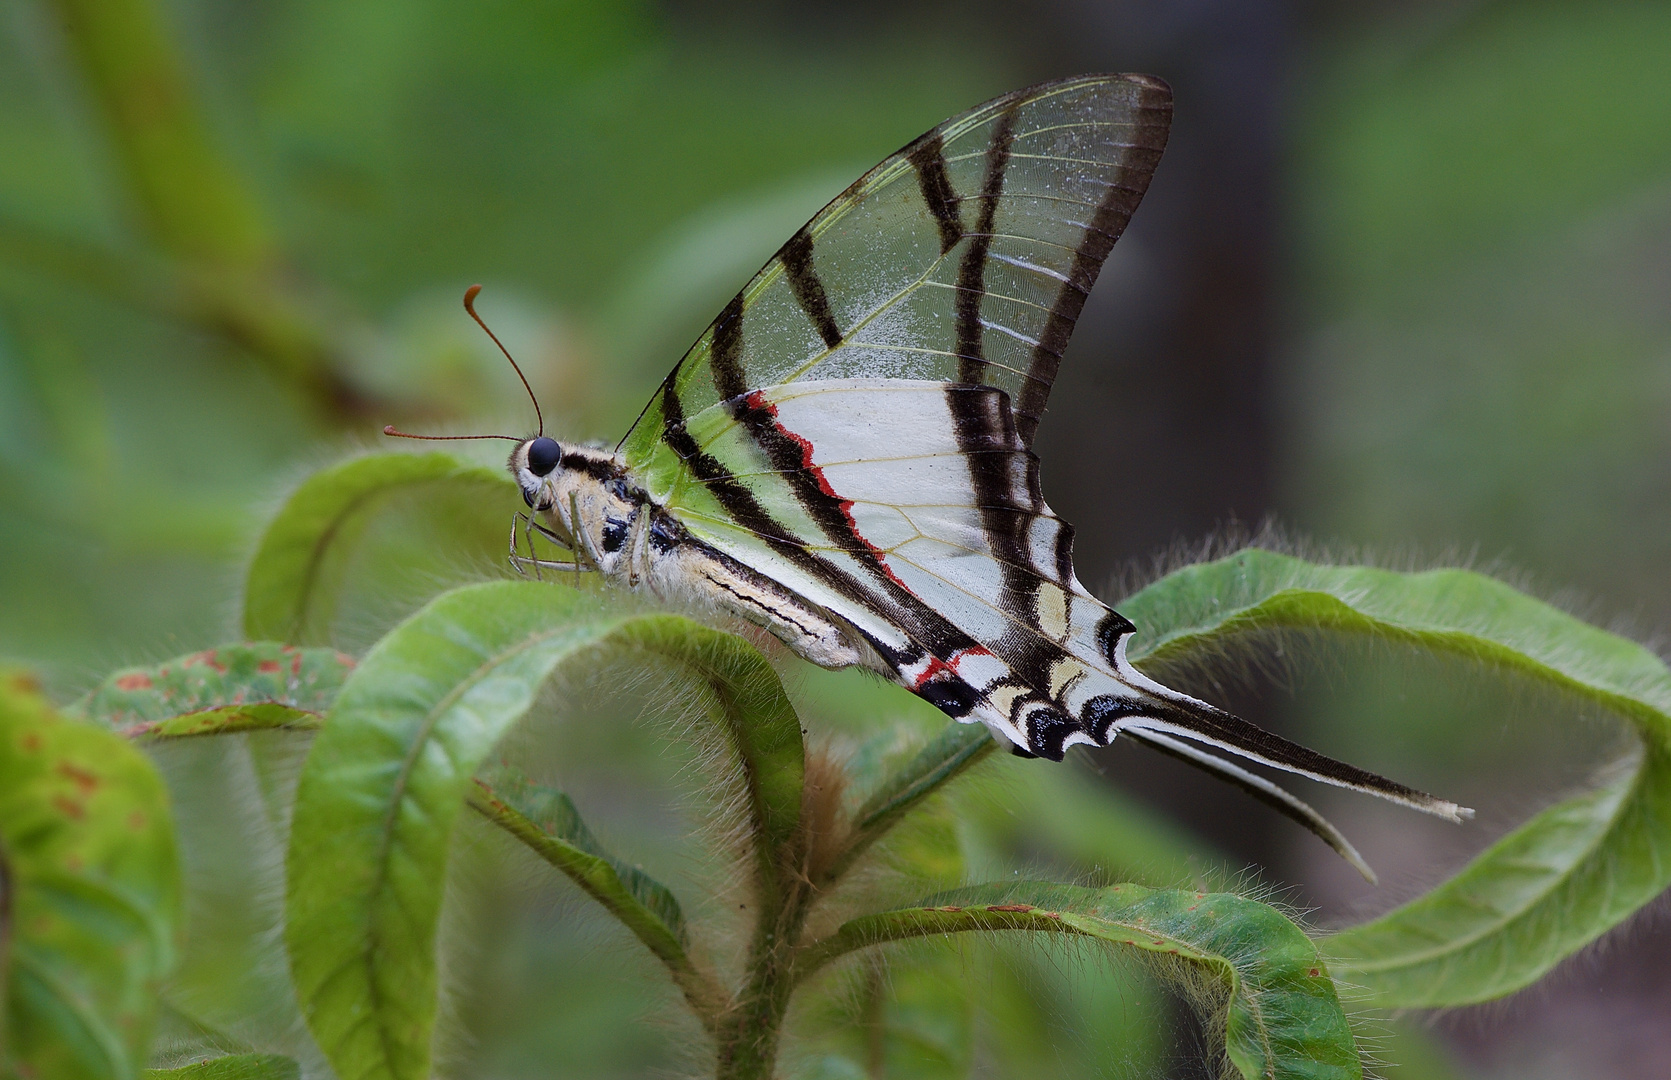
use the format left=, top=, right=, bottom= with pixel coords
left=619, top=73, right=1172, bottom=466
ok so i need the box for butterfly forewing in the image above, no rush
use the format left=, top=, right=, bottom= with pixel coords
left=621, top=73, right=1172, bottom=477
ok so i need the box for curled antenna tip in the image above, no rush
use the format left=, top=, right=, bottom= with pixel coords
left=459, top=283, right=544, bottom=436
left=383, top=425, right=399, bottom=435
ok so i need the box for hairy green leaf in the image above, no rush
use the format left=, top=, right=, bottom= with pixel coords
left=802, top=882, right=1357, bottom=1080
left=1327, top=751, right=1671, bottom=1005
left=468, top=769, right=721, bottom=1017
left=144, top=1054, right=298, bottom=1080
left=0, top=671, right=181, bottom=1080
left=284, top=581, right=802, bottom=1080
left=1119, top=547, right=1671, bottom=1005
left=70, top=643, right=352, bottom=738
left=243, top=452, right=513, bottom=644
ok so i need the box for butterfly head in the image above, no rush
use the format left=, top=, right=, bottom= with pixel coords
left=510, top=435, right=562, bottom=509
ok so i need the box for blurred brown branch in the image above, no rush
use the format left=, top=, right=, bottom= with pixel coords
left=45, top=0, right=372, bottom=422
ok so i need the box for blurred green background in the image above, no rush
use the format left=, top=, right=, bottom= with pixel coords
left=3, top=1, right=1670, bottom=1077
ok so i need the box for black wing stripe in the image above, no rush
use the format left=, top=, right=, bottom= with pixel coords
left=908, top=133, right=963, bottom=255
left=1012, top=81, right=1171, bottom=447
left=779, top=226, right=843, bottom=349
left=954, top=105, right=1018, bottom=384
left=1052, top=518, right=1076, bottom=587
left=947, top=383, right=1064, bottom=690
left=1094, top=614, right=1136, bottom=667
left=709, top=293, right=748, bottom=401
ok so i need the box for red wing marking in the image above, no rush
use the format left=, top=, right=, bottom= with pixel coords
left=910, top=645, right=994, bottom=690
left=743, top=390, right=914, bottom=593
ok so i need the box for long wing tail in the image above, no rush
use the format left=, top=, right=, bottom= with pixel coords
left=1117, top=692, right=1472, bottom=824
left=1122, top=727, right=1379, bottom=882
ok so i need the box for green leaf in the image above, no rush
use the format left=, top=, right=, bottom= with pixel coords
left=69, top=643, right=353, bottom=738
left=467, top=769, right=721, bottom=1017
left=284, top=580, right=803, bottom=1080
left=1326, top=751, right=1671, bottom=1005
left=242, top=452, right=514, bottom=645
left=0, top=670, right=181, bottom=1080
left=1118, top=547, right=1671, bottom=1005
left=801, top=882, right=1358, bottom=1080
left=144, top=1054, right=298, bottom=1080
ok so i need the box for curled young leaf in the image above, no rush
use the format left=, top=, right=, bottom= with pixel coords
left=243, top=452, right=514, bottom=645
left=1119, top=547, right=1671, bottom=1006
left=284, top=581, right=803, bottom=1080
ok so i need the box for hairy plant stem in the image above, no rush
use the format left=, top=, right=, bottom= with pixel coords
left=715, top=828, right=818, bottom=1079
left=713, top=725, right=999, bottom=1077
left=714, top=916, right=799, bottom=1079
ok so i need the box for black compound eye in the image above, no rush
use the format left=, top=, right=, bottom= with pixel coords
left=525, top=437, right=561, bottom=477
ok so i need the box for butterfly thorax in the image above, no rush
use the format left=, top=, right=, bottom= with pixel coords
left=508, top=439, right=875, bottom=671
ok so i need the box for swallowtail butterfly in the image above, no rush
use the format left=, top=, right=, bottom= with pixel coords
left=390, top=74, right=1469, bottom=879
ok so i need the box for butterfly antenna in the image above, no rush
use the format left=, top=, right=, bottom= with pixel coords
left=382, top=426, right=521, bottom=442
left=463, top=283, right=544, bottom=436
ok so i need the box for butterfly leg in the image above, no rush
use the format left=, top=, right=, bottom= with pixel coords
left=508, top=512, right=588, bottom=578
left=623, top=510, right=651, bottom=588
left=508, top=513, right=527, bottom=577
left=569, top=491, right=608, bottom=573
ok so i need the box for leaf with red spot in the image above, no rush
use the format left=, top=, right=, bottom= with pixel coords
left=1, top=669, right=181, bottom=1080
left=70, top=643, right=353, bottom=739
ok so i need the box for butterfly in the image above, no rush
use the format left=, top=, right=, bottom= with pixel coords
left=389, top=74, right=1469, bottom=880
